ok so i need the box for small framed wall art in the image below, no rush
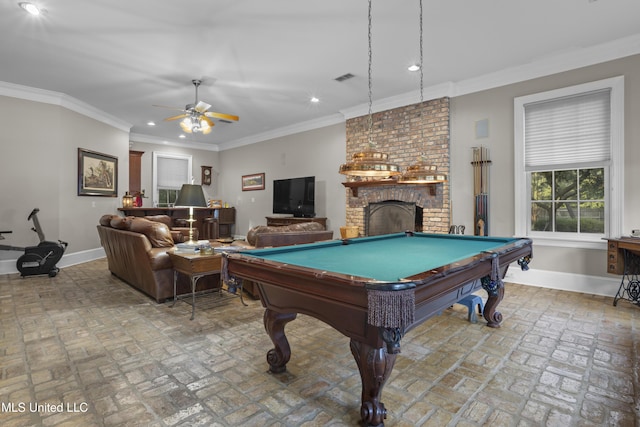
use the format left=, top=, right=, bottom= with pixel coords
left=242, top=173, right=265, bottom=191
left=77, top=148, right=118, bottom=197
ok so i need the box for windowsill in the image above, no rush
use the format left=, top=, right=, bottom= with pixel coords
left=525, top=235, right=607, bottom=250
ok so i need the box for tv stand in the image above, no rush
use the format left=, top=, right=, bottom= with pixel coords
left=266, top=216, right=327, bottom=229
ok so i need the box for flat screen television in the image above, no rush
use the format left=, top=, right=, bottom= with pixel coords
left=273, top=176, right=315, bottom=217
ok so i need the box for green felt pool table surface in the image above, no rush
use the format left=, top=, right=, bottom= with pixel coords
left=241, top=232, right=522, bottom=283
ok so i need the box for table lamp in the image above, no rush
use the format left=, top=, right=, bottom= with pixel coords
left=174, top=184, right=207, bottom=244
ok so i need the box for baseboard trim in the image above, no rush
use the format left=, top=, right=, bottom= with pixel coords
left=505, top=267, right=620, bottom=298
left=0, top=248, right=105, bottom=276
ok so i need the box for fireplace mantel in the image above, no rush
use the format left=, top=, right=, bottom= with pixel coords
left=342, top=179, right=442, bottom=197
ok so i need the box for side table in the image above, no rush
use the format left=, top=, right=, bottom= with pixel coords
left=606, top=237, right=640, bottom=306
left=168, top=251, right=245, bottom=320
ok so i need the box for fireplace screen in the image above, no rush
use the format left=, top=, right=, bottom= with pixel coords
left=365, top=201, right=420, bottom=236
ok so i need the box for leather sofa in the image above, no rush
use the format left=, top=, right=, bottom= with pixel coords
left=97, top=214, right=333, bottom=302
left=97, top=214, right=213, bottom=302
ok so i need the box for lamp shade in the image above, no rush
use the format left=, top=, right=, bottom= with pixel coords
left=174, top=184, right=207, bottom=207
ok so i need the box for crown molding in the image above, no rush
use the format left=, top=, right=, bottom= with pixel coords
left=129, top=133, right=220, bottom=152
left=452, top=33, right=640, bottom=97
left=0, top=81, right=131, bottom=132
left=217, top=112, right=345, bottom=151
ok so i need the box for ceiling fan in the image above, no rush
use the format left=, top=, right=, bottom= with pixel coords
left=154, top=79, right=239, bottom=135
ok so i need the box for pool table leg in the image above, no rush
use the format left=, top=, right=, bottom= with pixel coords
left=264, top=309, right=297, bottom=373
left=482, top=282, right=504, bottom=328
left=350, top=339, right=396, bottom=427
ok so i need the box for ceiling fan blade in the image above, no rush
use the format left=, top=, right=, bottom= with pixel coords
left=194, top=101, right=211, bottom=113
left=200, top=115, right=215, bottom=127
left=164, top=113, right=188, bottom=121
left=204, top=111, right=239, bottom=121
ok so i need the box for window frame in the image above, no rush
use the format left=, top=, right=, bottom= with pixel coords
left=152, top=152, right=193, bottom=207
left=514, top=76, right=624, bottom=249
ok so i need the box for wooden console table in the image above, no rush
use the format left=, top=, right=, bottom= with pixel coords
left=606, top=237, right=640, bottom=306
left=265, top=216, right=327, bottom=228
left=118, top=207, right=235, bottom=238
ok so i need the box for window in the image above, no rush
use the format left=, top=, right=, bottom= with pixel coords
left=152, top=152, right=192, bottom=207
left=514, top=76, right=624, bottom=247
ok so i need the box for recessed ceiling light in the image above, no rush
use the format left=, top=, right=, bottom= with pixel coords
left=310, top=97, right=320, bottom=103
left=147, top=121, right=156, bottom=126
left=179, top=134, right=186, bottom=139
left=408, top=64, right=420, bottom=72
left=18, top=2, right=41, bottom=15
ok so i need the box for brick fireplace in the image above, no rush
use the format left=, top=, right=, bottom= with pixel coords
left=344, top=97, right=450, bottom=235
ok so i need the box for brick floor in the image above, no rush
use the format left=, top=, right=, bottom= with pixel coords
left=0, top=258, right=638, bottom=426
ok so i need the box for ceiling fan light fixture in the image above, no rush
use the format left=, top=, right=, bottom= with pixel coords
left=180, top=120, right=193, bottom=133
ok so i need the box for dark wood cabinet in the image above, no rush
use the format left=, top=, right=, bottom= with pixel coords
left=128, top=150, right=144, bottom=195
left=266, top=216, right=327, bottom=229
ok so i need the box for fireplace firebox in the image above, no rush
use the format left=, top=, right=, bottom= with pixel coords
left=365, top=201, right=423, bottom=236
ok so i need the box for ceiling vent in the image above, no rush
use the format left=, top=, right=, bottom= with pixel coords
left=335, top=73, right=355, bottom=82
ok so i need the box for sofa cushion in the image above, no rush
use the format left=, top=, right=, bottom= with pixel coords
left=128, top=218, right=174, bottom=248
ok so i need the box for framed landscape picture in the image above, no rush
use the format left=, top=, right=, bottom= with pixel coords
left=242, top=173, right=265, bottom=191
left=77, top=148, right=118, bottom=197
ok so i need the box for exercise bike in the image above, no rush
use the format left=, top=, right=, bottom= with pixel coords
left=0, top=208, right=68, bottom=277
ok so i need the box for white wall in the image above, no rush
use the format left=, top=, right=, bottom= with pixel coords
left=0, top=95, right=225, bottom=274
left=450, top=54, right=640, bottom=295
left=0, top=96, right=129, bottom=257
left=218, top=123, right=346, bottom=238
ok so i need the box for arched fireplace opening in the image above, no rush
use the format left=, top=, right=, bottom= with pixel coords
left=365, top=201, right=423, bottom=236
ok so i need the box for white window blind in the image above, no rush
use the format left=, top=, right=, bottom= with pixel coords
left=524, top=89, right=611, bottom=170
left=157, top=157, right=188, bottom=189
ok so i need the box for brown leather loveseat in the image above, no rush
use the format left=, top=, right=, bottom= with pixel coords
left=97, top=214, right=213, bottom=302
left=244, top=221, right=333, bottom=247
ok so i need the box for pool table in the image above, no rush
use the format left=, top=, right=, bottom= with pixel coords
left=225, top=232, right=532, bottom=426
